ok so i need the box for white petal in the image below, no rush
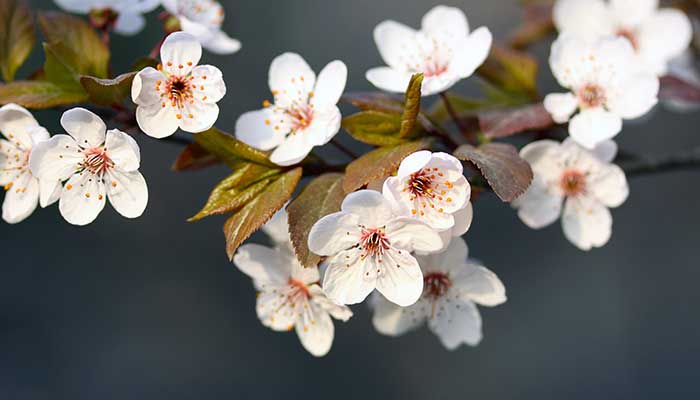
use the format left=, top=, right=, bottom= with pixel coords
left=262, top=207, right=290, bottom=244
left=235, top=109, right=285, bottom=151
left=310, top=60, right=347, bottom=109
left=53, top=0, right=92, bottom=13
left=549, top=34, right=596, bottom=89
left=519, top=139, right=563, bottom=180
left=568, top=108, right=622, bottom=149
left=553, top=0, right=613, bottom=39
left=60, top=108, right=106, bottom=148
left=421, top=5, right=469, bottom=38
left=0, top=103, right=38, bottom=150
left=607, top=72, right=659, bottom=119
left=544, top=92, right=578, bottom=123
left=105, top=129, right=140, bottom=172
left=290, top=253, right=320, bottom=285
left=234, top=244, right=292, bottom=287
left=269, top=130, right=313, bottom=166
left=2, top=171, right=38, bottom=224
left=322, top=250, right=377, bottom=305
left=309, top=285, right=353, bottom=321
left=113, top=12, right=145, bottom=35
left=58, top=172, right=106, bottom=226
left=366, top=67, right=414, bottom=93
left=39, top=178, right=62, bottom=208
left=373, top=20, right=418, bottom=69
left=178, top=101, right=219, bottom=133
left=160, top=31, right=202, bottom=75
left=428, top=297, right=482, bottom=349
left=268, top=53, right=315, bottom=100
left=452, top=263, right=507, bottom=307
left=421, top=75, right=460, bottom=96
left=341, top=190, right=395, bottom=227
left=307, top=212, right=360, bottom=256
left=295, top=301, right=334, bottom=357
left=386, top=218, right=444, bottom=254
left=28, top=134, right=82, bottom=184
left=588, top=164, right=629, bottom=208
left=302, top=106, right=341, bottom=147
left=450, top=27, right=492, bottom=79
left=190, top=65, right=226, bottom=103
left=190, top=24, right=241, bottom=55
left=418, top=236, right=469, bottom=275
left=131, top=67, right=163, bottom=107
left=256, top=287, right=298, bottom=331
left=451, top=202, right=473, bottom=237
left=561, top=195, right=612, bottom=250
left=105, top=168, right=148, bottom=219
left=396, top=150, right=432, bottom=178
left=591, top=140, right=618, bottom=163
left=29, top=126, right=50, bottom=144
left=375, top=248, right=424, bottom=307
left=371, top=293, right=428, bottom=336
left=136, top=103, right=180, bottom=139
left=637, top=9, right=693, bottom=76
left=512, top=175, right=563, bottom=229
left=609, top=0, right=659, bottom=27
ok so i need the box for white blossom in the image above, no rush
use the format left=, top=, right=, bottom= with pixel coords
left=371, top=237, right=506, bottom=350
left=29, top=108, right=148, bottom=226
left=131, top=31, right=226, bottom=138
left=512, top=138, right=629, bottom=251
left=544, top=35, right=659, bottom=149
left=308, top=190, right=443, bottom=307
left=0, top=104, right=58, bottom=223
left=383, top=151, right=471, bottom=231
left=553, top=0, right=693, bottom=76
left=233, top=211, right=352, bottom=357
left=54, top=0, right=160, bottom=35
left=235, top=53, right=347, bottom=166
left=366, top=5, right=492, bottom=96
left=162, top=0, right=241, bottom=55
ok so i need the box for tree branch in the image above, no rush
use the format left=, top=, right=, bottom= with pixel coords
left=619, top=147, right=700, bottom=177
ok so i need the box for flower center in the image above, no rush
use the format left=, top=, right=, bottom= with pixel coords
left=288, top=278, right=311, bottom=300
left=164, top=75, right=194, bottom=109
left=286, top=104, right=314, bottom=131
left=403, top=167, right=454, bottom=216
left=407, top=170, right=434, bottom=197
left=359, top=227, right=390, bottom=259
left=80, top=147, right=114, bottom=175
left=424, top=272, right=451, bottom=299
left=577, top=84, right=606, bottom=108
left=423, top=60, right=449, bottom=78
left=560, top=170, right=586, bottom=196
left=616, top=28, right=639, bottom=51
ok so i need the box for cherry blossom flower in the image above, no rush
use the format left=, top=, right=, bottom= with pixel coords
left=54, top=0, right=160, bottom=35
left=383, top=151, right=471, bottom=231
left=308, top=190, right=443, bottom=307
left=553, top=0, right=692, bottom=76
left=544, top=35, right=659, bottom=149
left=162, top=0, right=241, bottom=55
left=371, top=237, right=506, bottom=350
left=235, top=53, right=347, bottom=166
left=29, top=108, right=148, bottom=226
left=132, top=32, right=226, bottom=138
left=233, top=218, right=352, bottom=357
left=366, top=5, right=492, bottom=96
left=512, top=138, right=629, bottom=251
left=0, top=104, right=58, bottom=224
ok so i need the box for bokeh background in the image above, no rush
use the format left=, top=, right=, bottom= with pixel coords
left=2, top=0, right=699, bottom=398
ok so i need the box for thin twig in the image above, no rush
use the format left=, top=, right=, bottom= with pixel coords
left=330, top=138, right=359, bottom=159
left=619, top=147, right=700, bottom=177
left=439, top=92, right=477, bottom=145
left=422, top=114, right=462, bottom=149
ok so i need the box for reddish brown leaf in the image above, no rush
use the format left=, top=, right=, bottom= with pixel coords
left=479, top=103, right=554, bottom=138
left=659, top=75, right=700, bottom=104
left=172, top=142, right=221, bottom=171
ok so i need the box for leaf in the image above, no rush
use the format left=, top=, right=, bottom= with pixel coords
left=223, top=167, right=302, bottom=259
left=479, top=103, right=553, bottom=138
left=342, top=111, right=404, bottom=146
left=0, top=0, right=35, bottom=82
left=477, top=45, right=539, bottom=100
left=429, top=93, right=488, bottom=122
left=38, top=12, right=109, bottom=79
left=0, top=80, right=87, bottom=108
left=189, top=163, right=281, bottom=221
left=659, top=75, right=700, bottom=104
left=454, top=143, right=533, bottom=202
left=341, top=92, right=404, bottom=113
left=343, top=139, right=432, bottom=193
left=194, top=127, right=277, bottom=168
left=43, top=42, right=84, bottom=87
left=172, top=142, right=221, bottom=171
left=287, top=173, right=345, bottom=267
left=399, top=73, right=423, bottom=138
left=79, top=72, right=136, bottom=106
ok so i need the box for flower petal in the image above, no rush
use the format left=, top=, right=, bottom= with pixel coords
left=366, top=67, right=414, bottom=93
left=553, top=0, right=613, bottom=39
left=375, top=248, right=424, bottom=307
left=303, top=106, right=341, bottom=147
left=58, top=172, right=106, bottom=226
left=544, top=92, right=578, bottom=123
left=307, top=212, right=360, bottom=256
left=136, top=103, right=180, bottom=139
left=178, top=101, right=219, bottom=133
left=450, top=27, right=492, bottom=79
left=371, top=293, right=429, bottom=336
left=131, top=67, right=163, bottom=107
left=607, top=72, right=659, bottom=119
left=609, top=0, right=659, bottom=27
left=200, top=30, right=241, bottom=55
left=235, top=109, right=285, bottom=151
left=637, top=9, right=693, bottom=76
left=568, top=107, right=622, bottom=149
left=588, top=164, right=629, bottom=208
left=269, top=130, right=313, bottom=166
left=234, top=244, right=293, bottom=288
left=561, top=195, right=612, bottom=250
left=421, top=5, right=469, bottom=38
left=396, top=150, right=432, bottom=178
left=295, top=300, right=334, bottom=357
left=105, top=168, right=148, bottom=219
left=311, top=60, right=347, bottom=109
left=512, top=175, right=563, bottom=229
left=373, top=20, right=417, bottom=69
left=322, top=250, right=376, bottom=305
left=113, top=12, right=146, bottom=35
left=2, top=170, right=38, bottom=224
left=262, top=207, right=290, bottom=244
left=309, top=285, right=353, bottom=321
left=28, top=134, right=82, bottom=184
left=105, top=129, right=140, bottom=172
left=160, top=31, right=202, bottom=75
left=0, top=103, right=38, bottom=150
left=452, top=263, right=507, bottom=307
left=191, top=65, right=226, bottom=103
left=256, top=287, right=298, bottom=331
left=386, top=218, right=444, bottom=254
left=428, top=297, right=482, bottom=349
left=591, top=140, right=618, bottom=163
left=268, top=53, right=315, bottom=100
left=60, top=108, right=106, bottom=148
left=341, top=190, right=394, bottom=227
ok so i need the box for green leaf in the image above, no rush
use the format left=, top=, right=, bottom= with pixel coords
left=0, top=0, right=35, bottom=82
left=342, top=111, right=404, bottom=146
left=79, top=72, right=136, bottom=106
left=172, top=142, right=221, bottom=172
left=189, top=163, right=281, bottom=221
left=194, top=127, right=277, bottom=168
left=343, top=139, right=433, bottom=193
left=287, top=173, right=345, bottom=267
left=341, top=92, right=404, bottom=113
left=454, top=143, right=533, bottom=202
left=38, top=12, right=109, bottom=79
left=224, top=167, right=302, bottom=259
left=477, top=45, right=539, bottom=101
left=399, top=73, right=423, bottom=138
left=0, top=80, right=87, bottom=108
left=43, top=42, right=84, bottom=87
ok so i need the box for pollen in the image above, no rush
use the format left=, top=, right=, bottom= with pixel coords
left=98, top=194, right=103, bottom=200
left=85, top=193, right=91, bottom=198
left=176, top=114, right=182, bottom=119
left=111, top=181, right=117, bottom=187
left=263, top=100, right=271, bottom=107
left=66, top=184, right=72, bottom=190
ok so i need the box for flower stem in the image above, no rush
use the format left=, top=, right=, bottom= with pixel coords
left=439, top=92, right=478, bottom=145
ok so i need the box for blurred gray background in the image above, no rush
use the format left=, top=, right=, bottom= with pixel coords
left=1, top=0, right=699, bottom=398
